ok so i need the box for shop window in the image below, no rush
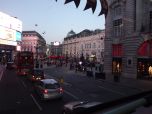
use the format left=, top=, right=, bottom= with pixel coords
left=112, top=58, right=122, bottom=74
left=137, top=58, right=150, bottom=78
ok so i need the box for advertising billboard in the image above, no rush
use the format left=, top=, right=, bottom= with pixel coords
left=0, top=12, right=22, bottom=32
left=0, top=26, right=16, bottom=41
left=16, top=31, right=22, bottom=41
left=10, top=16, right=22, bottom=32
left=0, top=39, right=17, bottom=46
left=0, top=12, right=10, bottom=28
left=54, top=41, right=60, bottom=46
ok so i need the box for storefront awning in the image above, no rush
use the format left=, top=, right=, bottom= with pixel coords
left=138, top=41, right=148, bottom=56
left=112, top=44, right=122, bottom=57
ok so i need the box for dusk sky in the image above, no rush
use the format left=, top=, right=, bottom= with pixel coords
left=0, top=0, right=105, bottom=43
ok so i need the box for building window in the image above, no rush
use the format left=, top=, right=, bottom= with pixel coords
left=113, top=5, right=121, bottom=17
left=113, top=19, right=123, bottom=37
left=81, top=44, right=83, bottom=50
left=150, top=11, right=152, bottom=32
left=93, top=43, right=96, bottom=48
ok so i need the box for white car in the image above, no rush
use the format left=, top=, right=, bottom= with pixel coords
left=34, top=79, right=63, bottom=100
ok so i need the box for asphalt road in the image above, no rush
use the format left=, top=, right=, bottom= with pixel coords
left=0, top=66, right=142, bottom=114
left=44, top=65, right=142, bottom=102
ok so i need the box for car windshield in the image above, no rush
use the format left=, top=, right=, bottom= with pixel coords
left=34, top=70, right=44, bottom=76
left=1, top=0, right=152, bottom=114
left=45, top=83, right=60, bottom=89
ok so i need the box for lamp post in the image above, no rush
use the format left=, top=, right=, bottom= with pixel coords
left=35, top=44, right=40, bottom=68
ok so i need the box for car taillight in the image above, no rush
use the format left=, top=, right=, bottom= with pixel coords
left=59, top=87, right=63, bottom=93
left=43, top=89, right=48, bottom=94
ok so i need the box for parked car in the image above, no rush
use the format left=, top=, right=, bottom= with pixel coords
left=34, top=79, right=63, bottom=100
left=62, top=101, right=102, bottom=114
left=27, top=68, right=44, bottom=82
left=6, top=62, right=16, bottom=70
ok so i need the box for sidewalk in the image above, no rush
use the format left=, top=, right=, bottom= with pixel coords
left=101, top=74, right=152, bottom=91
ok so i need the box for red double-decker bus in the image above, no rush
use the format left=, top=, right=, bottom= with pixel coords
left=15, top=51, right=34, bottom=76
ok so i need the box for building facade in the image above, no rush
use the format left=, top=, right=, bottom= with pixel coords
left=50, top=42, right=62, bottom=56
left=22, top=31, right=46, bottom=60
left=0, top=12, right=22, bottom=63
left=104, top=0, right=152, bottom=79
left=63, top=29, right=105, bottom=64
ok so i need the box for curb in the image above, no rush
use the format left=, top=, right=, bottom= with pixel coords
left=97, top=78, right=144, bottom=92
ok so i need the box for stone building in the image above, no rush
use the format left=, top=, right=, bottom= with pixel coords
left=104, top=0, right=152, bottom=79
left=50, top=42, right=62, bottom=56
left=22, top=31, right=46, bottom=60
left=0, top=12, right=22, bottom=62
left=63, top=29, right=105, bottom=64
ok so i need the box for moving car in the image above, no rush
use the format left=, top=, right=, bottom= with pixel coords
left=34, top=79, right=63, bottom=100
left=6, top=62, right=16, bottom=70
left=28, top=68, right=44, bottom=82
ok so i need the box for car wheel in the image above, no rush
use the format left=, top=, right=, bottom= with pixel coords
left=40, top=94, right=45, bottom=101
left=58, top=96, right=63, bottom=100
left=62, top=110, right=66, bottom=114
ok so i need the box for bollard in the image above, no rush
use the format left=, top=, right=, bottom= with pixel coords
left=59, top=76, right=64, bottom=84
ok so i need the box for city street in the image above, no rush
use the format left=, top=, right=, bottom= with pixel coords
left=0, top=65, right=145, bottom=114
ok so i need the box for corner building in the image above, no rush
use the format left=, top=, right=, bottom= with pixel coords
left=104, top=0, right=152, bottom=79
left=63, top=29, right=105, bottom=64
left=22, top=31, right=46, bottom=60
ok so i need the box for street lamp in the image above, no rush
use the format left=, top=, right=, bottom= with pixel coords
left=35, top=44, right=40, bottom=68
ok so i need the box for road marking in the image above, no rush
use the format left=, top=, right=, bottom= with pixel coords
left=64, top=90, right=79, bottom=100
left=0, top=70, right=3, bottom=81
left=64, top=82, right=72, bottom=86
left=98, top=86, right=126, bottom=96
left=21, top=80, right=27, bottom=88
left=30, top=94, right=43, bottom=111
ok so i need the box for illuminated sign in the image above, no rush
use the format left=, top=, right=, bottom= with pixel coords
left=54, top=41, right=60, bottom=46
left=16, top=45, right=21, bottom=51
left=0, top=12, right=22, bottom=32
left=10, top=17, right=22, bottom=32
left=16, top=31, right=21, bottom=41
left=0, top=26, right=16, bottom=41
left=0, top=39, right=17, bottom=46
left=0, top=12, right=10, bottom=28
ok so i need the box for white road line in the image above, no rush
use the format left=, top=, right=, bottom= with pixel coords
left=64, top=90, right=79, bottom=100
left=98, top=86, right=126, bottom=96
left=21, top=80, right=27, bottom=88
left=0, top=70, right=3, bottom=81
left=64, top=82, right=72, bottom=86
left=30, top=94, right=43, bottom=111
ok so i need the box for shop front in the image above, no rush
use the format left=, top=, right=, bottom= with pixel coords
left=0, top=45, right=16, bottom=64
left=112, top=57, right=122, bottom=74
left=112, top=44, right=122, bottom=75
left=137, top=40, right=152, bottom=79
